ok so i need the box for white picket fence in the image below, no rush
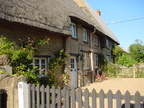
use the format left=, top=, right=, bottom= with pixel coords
left=18, top=82, right=144, bottom=108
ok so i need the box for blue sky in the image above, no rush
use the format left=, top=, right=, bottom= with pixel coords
left=86, top=0, right=144, bottom=51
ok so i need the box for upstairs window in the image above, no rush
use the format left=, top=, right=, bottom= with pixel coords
left=71, top=23, right=77, bottom=38
left=83, top=28, right=88, bottom=42
left=94, top=36, right=99, bottom=46
left=106, top=39, right=110, bottom=48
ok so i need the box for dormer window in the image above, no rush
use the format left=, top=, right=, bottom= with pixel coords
left=83, top=28, right=88, bottom=42
left=71, top=23, right=77, bottom=38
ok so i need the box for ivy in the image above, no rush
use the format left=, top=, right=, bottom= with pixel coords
left=49, top=49, right=68, bottom=72
left=0, top=37, right=68, bottom=86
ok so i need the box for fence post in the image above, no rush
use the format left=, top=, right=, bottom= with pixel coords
left=108, top=90, right=113, bottom=108
left=133, top=64, right=136, bottom=78
left=100, top=89, right=104, bottom=108
left=84, top=88, right=89, bottom=108
left=116, top=90, right=121, bottom=108
left=125, top=91, right=130, bottom=108
left=18, top=82, right=30, bottom=108
left=92, top=89, right=96, bottom=108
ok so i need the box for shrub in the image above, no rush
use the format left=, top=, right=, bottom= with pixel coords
left=95, top=73, right=108, bottom=82
left=118, top=53, right=136, bottom=67
left=100, top=59, right=121, bottom=77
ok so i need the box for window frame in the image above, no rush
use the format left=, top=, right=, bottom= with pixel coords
left=83, top=53, right=90, bottom=70
left=32, top=57, right=50, bottom=74
left=71, top=23, right=77, bottom=38
left=106, top=55, right=110, bottom=61
left=94, top=36, right=99, bottom=46
left=106, top=39, right=110, bottom=48
left=94, top=54, right=98, bottom=68
left=83, top=28, right=88, bottom=42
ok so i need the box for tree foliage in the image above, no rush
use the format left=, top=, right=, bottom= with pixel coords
left=112, top=45, right=124, bottom=63
left=129, top=40, right=144, bottom=62
left=113, top=39, right=144, bottom=67
left=118, top=53, right=137, bottom=67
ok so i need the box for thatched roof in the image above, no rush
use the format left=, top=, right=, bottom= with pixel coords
left=0, top=0, right=119, bottom=44
left=0, top=0, right=94, bottom=35
left=73, top=0, right=120, bottom=44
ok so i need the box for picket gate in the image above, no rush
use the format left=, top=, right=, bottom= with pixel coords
left=18, top=82, right=144, bottom=108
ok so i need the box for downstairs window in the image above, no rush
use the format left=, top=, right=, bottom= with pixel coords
left=32, top=57, right=50, bottom=74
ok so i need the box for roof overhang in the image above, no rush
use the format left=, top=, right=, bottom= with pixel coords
left=70, top=16, right=94, bottom=30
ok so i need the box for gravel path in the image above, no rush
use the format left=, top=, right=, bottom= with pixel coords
left=81, top=78, right=144, bottom=96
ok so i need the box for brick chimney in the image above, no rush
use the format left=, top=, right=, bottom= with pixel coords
left=96, top=10, right=101, bottom=16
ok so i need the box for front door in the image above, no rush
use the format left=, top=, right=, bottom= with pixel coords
left=70, top=57, right=78, bottom=88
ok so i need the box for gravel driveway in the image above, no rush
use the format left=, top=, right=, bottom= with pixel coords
left=81, top=78, right=144, bottom=96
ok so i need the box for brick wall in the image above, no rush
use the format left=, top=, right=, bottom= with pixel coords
left=0, top=20, right=66, bottom=56
left=65, top=23, right=102, bottom=87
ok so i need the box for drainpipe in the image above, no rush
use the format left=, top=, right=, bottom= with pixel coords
left=90, top=27, right=96, bottom=83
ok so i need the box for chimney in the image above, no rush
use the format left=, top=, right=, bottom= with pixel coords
left=96, top=10, right=101, bottom=16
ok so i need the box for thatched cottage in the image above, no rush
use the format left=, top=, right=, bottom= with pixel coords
left=0, top=0, right=119, bottom=88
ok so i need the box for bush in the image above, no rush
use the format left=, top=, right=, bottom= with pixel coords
left=0, top=37, right=66, bottom=86
left=118, top=53, right=136, bottom=67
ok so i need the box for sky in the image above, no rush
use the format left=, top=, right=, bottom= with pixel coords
left=86, top=0, right=144, bottom=51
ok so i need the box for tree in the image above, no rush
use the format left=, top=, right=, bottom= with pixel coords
left=129, top=39, right=144, bottom=62
left=118, top=53, right=136, bottom=67
left=112, top=45, right=125, bottom=63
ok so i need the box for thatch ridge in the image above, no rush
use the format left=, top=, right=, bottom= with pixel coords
left=73, top=0, right=120, bottom=44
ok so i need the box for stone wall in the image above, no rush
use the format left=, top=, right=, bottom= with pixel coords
left=0, top=74, right=25, bottom=108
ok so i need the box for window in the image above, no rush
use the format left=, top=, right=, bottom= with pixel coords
left=106, top=39, right=109, bottom=48
left=94, top=54, right=98, bottom=68
left=106, top=55, right=110, bottom=61
left=32, top=58, right=50, bottom=74
left=83, top=53, right=90, bottom=69
left=71, top=58, right=75, bottom=69
left=71, top=23, right=77, bottom=38
left=83, top=28, right=88, bottom=42
left=94, top=36, right=99, bottom=46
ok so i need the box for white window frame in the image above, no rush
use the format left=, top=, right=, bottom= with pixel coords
left=94, top=36, right=99, bottom=46
left=83, top=28, right=88, bottom=42
left=83, top=53, right=90, bottom=69
left=71, top=23, right=77, bottom=38
left=32, top=58, right=49, bottom=74
left=94, top=54, right=98, bottom=68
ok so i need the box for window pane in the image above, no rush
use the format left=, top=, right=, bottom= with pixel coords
left=83, top=53, right=89, bottom=69
left=83, top=29, right=87, bottom=41
left=33, top=58, right=49, bottom=74
left=95, top=55, right=98, bottom=68
left=71, top=59, right=74, bottom=68
left=34, top=59, right=39, bottom=65
left=71, top=23, right=76, bottom=38
left=41, top=59, right=45, bottom=63
left=94, top=36, right=98, bottom=46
